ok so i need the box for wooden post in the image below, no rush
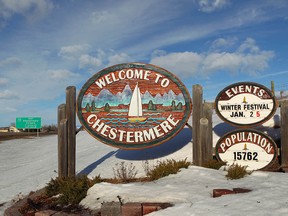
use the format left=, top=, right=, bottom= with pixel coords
left=281, top=101, right=288, bottom=169
left=58, top=104, right=67, bottom=178
left=192, top=84, right=203, bottom=166
left=58, top=119, right=68, bottom=177
left=66, top=86, right=76, bottom=177
left=199, top=118, right=208, bottom=166
left=203, top=102, right=213, bottom=161
left=271, top=80, right=275, bottom=96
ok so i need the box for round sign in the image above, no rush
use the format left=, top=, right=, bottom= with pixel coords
left=215, top=82, right=277, bottom=127
left=77, top=62, right=192, bottom=149
left=215, top=129, right=277, bottom=170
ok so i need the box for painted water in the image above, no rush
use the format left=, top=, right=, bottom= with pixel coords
left=102, top=110, right=166, bottom=129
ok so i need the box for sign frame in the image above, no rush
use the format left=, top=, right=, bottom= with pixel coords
left=16, top=117, right=42, bottom=129
left=77, top=62, right=192, bottom=150
left=215, top=82, right=277, bottom=127
left=215, top=129, right=278, bottom=170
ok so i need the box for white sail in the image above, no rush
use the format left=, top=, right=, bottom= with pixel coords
left=128, top=83, right=143, bottom=117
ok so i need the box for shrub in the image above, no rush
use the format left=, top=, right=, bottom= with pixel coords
left=203, top=159, right=227, bottom=170
left=226, top=163, right=252, bottom=180
left=45, top=175, right=100, bottom=205
left=147, top=158, right=191, bottom=181
left=142, top=160, right=150, bottom=176
left=112, top=161, right=138, bottom=183
left=90, top=175, right=102, bottom=185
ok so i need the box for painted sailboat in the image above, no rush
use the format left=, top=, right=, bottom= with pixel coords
left=128, top=83, right=147, bottom=122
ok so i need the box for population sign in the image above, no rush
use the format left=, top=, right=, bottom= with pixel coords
left=77, top=62, right=192, bottom=149
left=215, top=129, right=277, bottom=170
left=215, top=82, right=277, bottom=127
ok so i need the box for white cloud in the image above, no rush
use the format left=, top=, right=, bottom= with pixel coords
left=78, top=49, right=107, bottom=69
left=48, top=69, right=80, bottom=80
left=150, top=38, right=274, bottom=77
left=0, top=0, right=54, bottom=25
left=0, top=78, right=8, bottom=85
left=260, top=70, right=288, bottom=78
left=202, top=52, right=242, bottom=73
left=58, top=44, right=90, bottom=60
left=237, top=38, right=260, bottom=53
left=90, top=11, right=109, bottom=24
left=210, top=37, right=238, bottom=51
left=41, top=50, right=52, bottom=56
left=198, top=0, right=230, bottom=13
left=79, top=54, right=102, bottom=69
left=239, top=52, right=274, bottom=74
left=0, top=89, right=18, bottom=99
left=0, top=105, right=17, bottom=112
left=108, top=53, right=133, bottom=66
left=150, top=52, right=203, bottom=76
left=0, top=57, right=22, bottom=67
left=57, top=45, right=132, bottom=71
left=151, top=50, right=167, bottom=59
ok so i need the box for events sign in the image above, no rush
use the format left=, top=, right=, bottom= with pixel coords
left=16, top=117, right=42, bottom=129
left=215, top=82, right=277, bottom=127
left=215, top=129, right=277, bottom=170
left=77, top=63, right=192, bottom=149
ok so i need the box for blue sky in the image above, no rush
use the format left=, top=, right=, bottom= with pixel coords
left=0, top=0, right=288, bottom=127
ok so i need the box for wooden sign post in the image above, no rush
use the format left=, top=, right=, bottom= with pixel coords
left=192, top=85, right=203, bottom=166
left=66, top=86, right=76, bottom=177
left=58, top=86, right=76, bottom=178
left=281, top=101, right=288, bottom=170
left=57, top=104, right=67, bottom=178
left=192, top=85, right=213, bottom=166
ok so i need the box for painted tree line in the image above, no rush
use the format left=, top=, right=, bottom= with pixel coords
left=84, top=100, right=184, bottom=112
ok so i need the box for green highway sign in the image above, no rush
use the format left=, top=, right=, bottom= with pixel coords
left=16, top=117, right=42, bottom=129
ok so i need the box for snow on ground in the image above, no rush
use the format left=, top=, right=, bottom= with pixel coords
left=1, top=110, right=287, bottom=215
left=81, top=167, right=288, bottom=216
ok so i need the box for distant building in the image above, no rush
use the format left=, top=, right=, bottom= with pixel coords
left=9, top=126, right=20, bottom=132
left=0, top=127, right=9, bottom=132
left=0, top=126, right=20, bottom=132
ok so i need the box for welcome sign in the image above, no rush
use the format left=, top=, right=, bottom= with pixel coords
left=77, top=63, right=192, bottom=149
left=215, top=82, right=277, bottom=127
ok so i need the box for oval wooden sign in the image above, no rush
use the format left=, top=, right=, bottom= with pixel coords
left=215, top=82, right=277, bottom=127
left=77, top=62, right=192, bottom=149
left=215, top=129, right=277, bottom=170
